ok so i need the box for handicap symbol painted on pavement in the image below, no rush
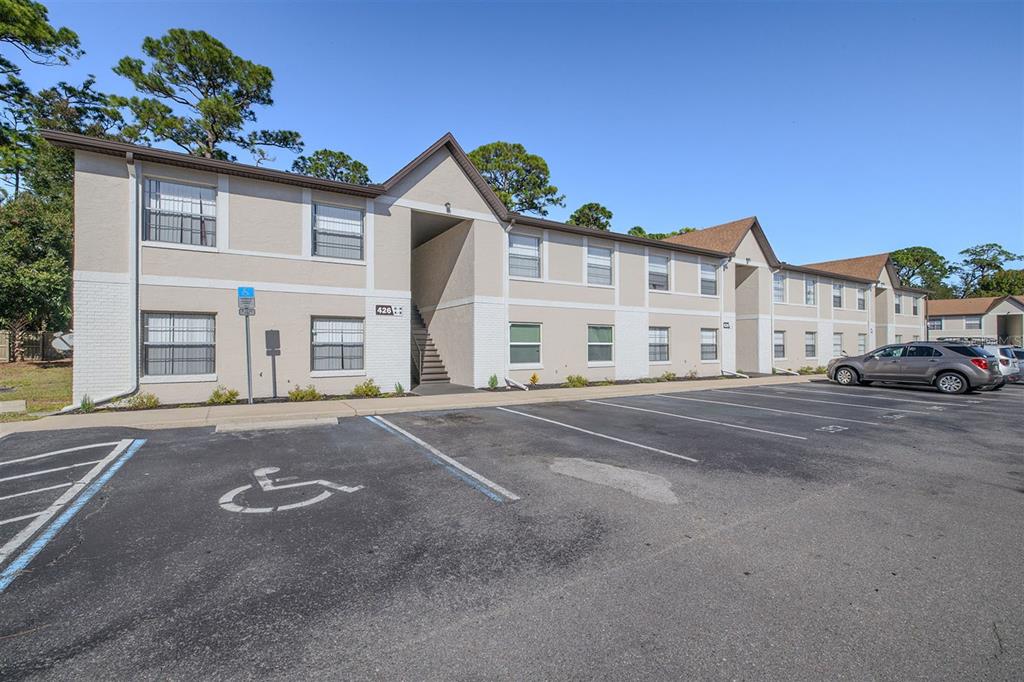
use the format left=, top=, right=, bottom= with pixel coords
left=219, top=466, right=364, bottom=513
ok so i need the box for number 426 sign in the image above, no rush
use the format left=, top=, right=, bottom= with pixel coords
left=375, top=304, right=403, bottom=316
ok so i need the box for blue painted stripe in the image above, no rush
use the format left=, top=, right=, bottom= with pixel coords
left=0, top=439, right=146, bottom=593
left=365, top=416, right=503, bottom=503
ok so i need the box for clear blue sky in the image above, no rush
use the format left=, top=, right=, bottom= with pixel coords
left=31, top=1, right=1024, bottom=265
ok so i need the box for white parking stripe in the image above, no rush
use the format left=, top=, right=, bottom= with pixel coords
left=587, top=400, right=808, bottom=440
left=799, top=383, right=1007, bottom=405
left=713, top=389, right=929, bottom=414
left=0, top=511, right=46, bottom=527
left=0, top=442, right=120, bottom=468
left=372, top=416, right=521, bottom=501
left=496, top=407, right=699, bottom=463
left=653, top=394, right=881, bottom=425
left=0, top=483, right=73, bottom=502
left=773, top=386, right=962, bottom=406
left=0, top=460, right=102, bottom=484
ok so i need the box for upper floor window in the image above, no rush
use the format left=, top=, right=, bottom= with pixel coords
left=965, top=316, right=982, bottom=330
left=648, top=254, right=669, bottom=291
left=142, top=312, right=215, bottom=376
left=773, top=272, right=786, bottom=303
left=832, top=283, right=843, bottom=308
left=857, top=287, right=866, bottom=310
left=144, top=179, right=216, bottom=247
left=311, top=317, right=364, bottom=371
left=927, top=318, right=942, bottom=330
left=509, top=233, right=541, bottom=278
left=912, top=297, right=919, bottom=315
left=700, top=262, right=718, bottom=296
left=313, top=203, right=364, bottom=260
left=805, top=276, right=816, bottom=305
left=587, top=245, right=613, bottom=286
left=894, top=294, right=903, bottom=315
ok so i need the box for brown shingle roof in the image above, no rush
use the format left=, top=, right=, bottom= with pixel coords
left=663, top=217, right=756, bottom=252
left=800, top=253, right=891, bottom=282
left=927, top=296, right=1020, bottom=316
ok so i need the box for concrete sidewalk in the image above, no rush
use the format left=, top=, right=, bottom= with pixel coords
left=0, top=374, right=819, bottom=437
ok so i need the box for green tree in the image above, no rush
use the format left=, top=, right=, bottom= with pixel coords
left=566, top=202, right=612, bottom=230
left=468, top=141, right=564, bottom=216
left=113, top=29, right=302, bottom=162
left=627, top=225, right=695, bottom=240
left=291, top=148, right=370, bottom=184
left=972, top=269, right=1024, bottom=297
left=890, top=246, right=953, bottom=296
left=0, top=192, right=71, bottom=358
left=0, top=0, right=81, bottom=77
left=953, top=243, right=1023, bottom=298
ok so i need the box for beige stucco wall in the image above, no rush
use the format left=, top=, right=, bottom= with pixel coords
left=386, top=148, right=494, bottom=217
left=619, top=245, right=646, bottom=307
left=373, top=203, right=412, bottom=292
left=547, top=231, right=584, bottom=282
left=228, top=177, right=303, bottom=254
left=141, top=247, right=368, bottom=289
left=771, top=320, right=822, bottom=371
left=75, top=152, right=130, bottom=273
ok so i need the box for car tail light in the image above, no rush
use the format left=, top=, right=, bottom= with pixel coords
left=970, top=358, right=989, bottom=370
left=1000, top=358, right=1009, bottom=366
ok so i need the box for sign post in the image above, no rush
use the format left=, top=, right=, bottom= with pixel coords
left=265, top=329, right=281, bottom=399
left=237, top=287, right=256, bottom=405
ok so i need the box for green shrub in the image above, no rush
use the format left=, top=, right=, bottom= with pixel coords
left=488, top=374, right=499, bottom=389
left=80, top=394, right=94, bottom=413
left=207, top=385, right=240, bottom=405
left=288, top=384, right=322, bottom=401
left=564, top=374, right=588, bottom=388
left=685, top=369, right=699, bottom=380
left=529, top=372, right=540, bottom=386
left=797, top=366, right=828, bottom=375
left=393, top=382, right=404, bottom=395
left=125, top=392, right=160, bottom=410
left=661, top=371, right=677, bottom=382
left=352, top=379, right=382, bottom=398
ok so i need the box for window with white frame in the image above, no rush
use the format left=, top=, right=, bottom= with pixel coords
left=895, top=294, right=903, bottom=315
left=805, top=331, right=817, bottom=357
left=313, top=203, right=364, bottom=260
left=773, top=331, right=785, bottom=359
left=805, top=277, right=816, bottom=305
left=587, top=325, right=613, bottom=363
left=142, top=312, right=215, bottom=376
left=912, top=297, right=919, bottom=315
left=587, top=245, right=613, bottom=286
left=700, top=262, right=718, bottom=296
left=773, top=272, right=786, bottom=303
left=857, top=287, right=866, bottom=310
left=648, top=254, right=669, bottom=291
left=649, top=327, right=669, bottom=362
left=700, top=328, right=718, bottom=361
left=311, top=317, right=364, bottom=371
left=143, top=179, right=216, bottom=247
left=833, top=333, right=843, bottom=357
left=509, top=323, right=541, bottom=365
left=857, top=333, right=867, bottom=354
left=965, top=316, right=982, bottom=330
left=832, top=283, right=843, bottom=308
left=509, top=233, right=541, bottom=278
left=895, top=334, right=903, bottom=344
left=927, top=318, right=942, bottom=330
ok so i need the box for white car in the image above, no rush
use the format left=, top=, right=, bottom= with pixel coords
left=980, top=345, right=1021, bottom=383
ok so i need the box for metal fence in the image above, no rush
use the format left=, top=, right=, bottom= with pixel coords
left=1, top=331, right=72, bottom=362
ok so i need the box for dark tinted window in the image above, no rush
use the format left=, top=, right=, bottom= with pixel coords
left=946, top=345, right=985, bottom=357
left=998, top=347, right=1014, bottom=358
left=1013, top=350, right=1024, bottom=360
left=906, top=346, right=939, bottom=357
left=874, top=346, right=906, bottom=358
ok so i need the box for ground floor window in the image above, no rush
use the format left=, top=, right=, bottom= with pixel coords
left=311, top=317, right=364, bottom=371
left=142, top=312, right=215, bottom=376
left=805, top=331, right=817, bottom=358
left=858, top=333, right=867, bottom=354
left=965, top=316, right=982, bottom=330
left=700, top=328, right=718, bottom=361
left=588, top=325, right=613, bottom=363
left=833, top=333, right=843, bottom=357
left=773, top=331, right=785, bottom=359
left=510, top=323, right=541, bottom=365
left=895, top=334, right=903, bottom=344
left=648, top=327, right=669, bottom=362
left=928, top=318, right=942, bottom=331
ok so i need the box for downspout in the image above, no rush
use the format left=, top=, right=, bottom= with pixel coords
left=769, top=266, right=780, bottom=375
left=503, top=217, right=515, bottom=388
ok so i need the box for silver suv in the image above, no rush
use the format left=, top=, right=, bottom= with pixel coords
left=827, top=341, right=1004, bottom=394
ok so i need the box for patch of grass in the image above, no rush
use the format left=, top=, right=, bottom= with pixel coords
left=797, top=365, right=827, bottom=375
left=0, top=361, right=72, bottom=421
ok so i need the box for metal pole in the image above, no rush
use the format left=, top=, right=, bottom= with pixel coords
left=244, top=315, right=253, bottom=404
left=270, top=354, right=278, bottom=399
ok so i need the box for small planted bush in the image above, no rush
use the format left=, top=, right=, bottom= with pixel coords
left=660, top=371, right=677, bottom=382
left=488, top=374, right=499, bottom=389
left=125, top=392, right=160, bottom=410
left=352, top=379, right=382, bottom=398
left=685, top=369, right=699, bottom=380
left=564, top=374, right=588, bottom=388
left=393, top=382, right=404, bottom=396
left=529, top=372, right=540, bottom=386
left=207, top=385, right=240, bottom=405
left=80, top=394, right=95, bottom=413
left=288, top=384, right=322, bottom=402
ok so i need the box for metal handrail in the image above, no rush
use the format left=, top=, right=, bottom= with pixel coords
left=411, top=332, right=424, bottom=384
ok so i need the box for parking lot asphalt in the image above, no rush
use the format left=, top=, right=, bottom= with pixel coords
left=0, top=382, right=1020, bottom=679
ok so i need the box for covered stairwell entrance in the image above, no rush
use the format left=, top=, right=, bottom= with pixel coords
left=411, top=304, right=451, bottom=387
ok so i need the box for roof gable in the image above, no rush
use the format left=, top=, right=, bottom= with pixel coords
left=801, top=253, right=891, bottom=282
left=663, top=216, right=781, bottom=266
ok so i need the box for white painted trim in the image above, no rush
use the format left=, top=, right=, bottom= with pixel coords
left=587, top=361, right=615, bottom=368
left=379, top=195, right=501, bottom=224
left=141, top=241, right=219, bottom=254
left=139, top=274, right=409, bottom=299
left=140, top=373, right=217, bottom=384
left=310, top=369, right=366, bottom=378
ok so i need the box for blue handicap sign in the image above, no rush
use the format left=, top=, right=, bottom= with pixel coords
left=237, top=286, right=255, bottom=299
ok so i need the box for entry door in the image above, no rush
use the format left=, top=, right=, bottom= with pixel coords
left=862, top=346, right=904, bottom=380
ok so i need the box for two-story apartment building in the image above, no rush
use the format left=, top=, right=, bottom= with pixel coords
left=926, top=296, right=1024, bottom=344
left=45, top=130, right=927, bottom=405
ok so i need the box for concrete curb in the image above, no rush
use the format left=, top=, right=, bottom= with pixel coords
left=0, top=375, right=823, bottom=437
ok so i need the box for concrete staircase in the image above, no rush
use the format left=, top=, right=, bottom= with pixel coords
left=411, top=306, right=450, bottom=386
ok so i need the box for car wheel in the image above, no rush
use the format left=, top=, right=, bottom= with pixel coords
left=935, top=372, right=968, bottom=395
left=990, top=384, right=1004, bottom=391
left=834, top=367, right=857, bottom=386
